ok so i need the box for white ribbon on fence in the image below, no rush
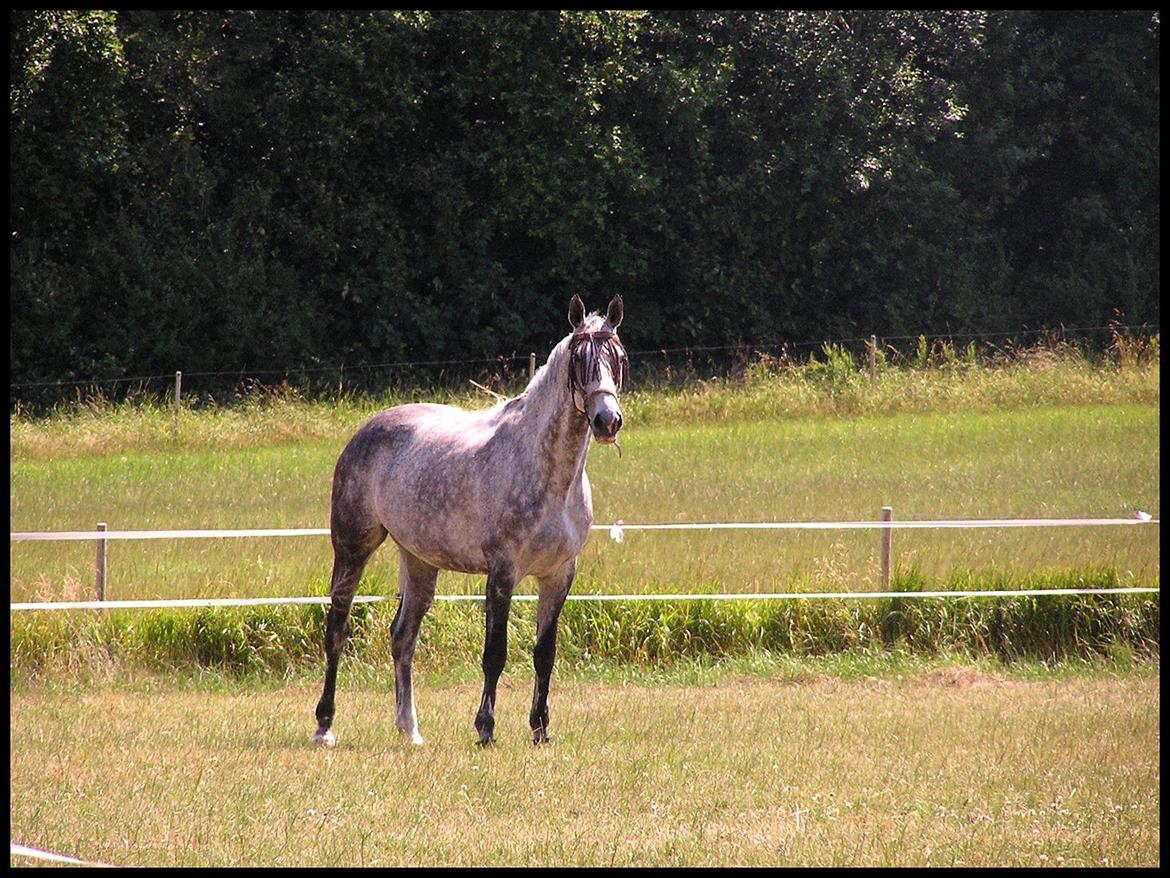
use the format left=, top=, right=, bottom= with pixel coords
left=9, top=587, right=1160, bottom=612
left=9, top=515, right=1158, bottom=611
left=10, top=842, right=114, bottom=867
left=8, top=516, right=1160, bottom=542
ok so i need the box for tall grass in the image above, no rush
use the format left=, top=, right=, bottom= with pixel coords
left=10, top=568, right=1159, bottom=683
left=9, top=334, right=1159, bottom=460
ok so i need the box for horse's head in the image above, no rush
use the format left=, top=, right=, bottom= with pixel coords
left=567, top=294, right=627, bottom=445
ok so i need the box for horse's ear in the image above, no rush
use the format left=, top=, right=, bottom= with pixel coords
left=568, top=294, right=586, bottom=330
left=606, top=294, right=623, bottom=329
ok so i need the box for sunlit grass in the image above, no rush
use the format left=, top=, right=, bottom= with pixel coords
left=8, top=671, right=1159, bottom=866
left=9, top=404, right=1159, bottom=602
left=9, top=339, right=1159, bottom=461
left=9, top=345, right=1159, bottom=869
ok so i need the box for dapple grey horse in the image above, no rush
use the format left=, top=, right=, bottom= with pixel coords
left=314, top=295, right=627, bottom=747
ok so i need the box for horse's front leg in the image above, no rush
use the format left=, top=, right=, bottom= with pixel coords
left=530, top=559, right=576, bottom=745
left=475, top=563, right=516, bottom=745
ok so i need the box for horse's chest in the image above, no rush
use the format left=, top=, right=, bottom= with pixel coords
left=519, top=511, right=590, bottom=577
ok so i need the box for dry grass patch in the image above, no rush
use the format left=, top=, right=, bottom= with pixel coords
left=9, top=672, right=1159, bottom=867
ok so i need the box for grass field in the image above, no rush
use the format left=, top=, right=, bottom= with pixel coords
left=9, top=664, right=1160, bottom=867
left=8, top=344, right=1161, bottom=867
left=10, top=403, right=1160, bottom=603
left=11, top=342, right=1159, bottom=600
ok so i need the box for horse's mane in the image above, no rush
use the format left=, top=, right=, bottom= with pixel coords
left=492, top=312, right=610, bottom=419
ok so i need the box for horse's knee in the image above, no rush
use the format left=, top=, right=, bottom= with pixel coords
left=481, top=630, right=509, bottom=677
left=481, top=642, right=508, bottom=680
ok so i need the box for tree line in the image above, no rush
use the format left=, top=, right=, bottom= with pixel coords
left=9, top=10, right=1160, bottom=401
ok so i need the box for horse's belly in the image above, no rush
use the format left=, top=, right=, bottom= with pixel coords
left=388, top=519, right=490, bottom=575
left=368, top=425, right=592, bottom=578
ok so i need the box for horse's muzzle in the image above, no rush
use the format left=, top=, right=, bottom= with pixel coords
left=591, top=408, right=623, bottom=443
left=585, top=390, right=623, bottom=443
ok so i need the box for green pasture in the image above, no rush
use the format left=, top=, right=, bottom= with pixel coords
left=8, top=356, right=1161, bottom=868
left=9, top=403, right=1160, bottom=603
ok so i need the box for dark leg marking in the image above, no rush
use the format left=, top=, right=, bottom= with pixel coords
left=475, top=565, right=516, bottom=746
left=530, top=561, right=575, bottom=745
left=314, top=527, right=386, bottom=745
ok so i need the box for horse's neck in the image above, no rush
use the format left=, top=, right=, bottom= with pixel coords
left=512, top=345, right=591, bottom=499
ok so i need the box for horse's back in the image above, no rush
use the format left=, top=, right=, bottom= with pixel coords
left=340, top=402, right=487, bottom=460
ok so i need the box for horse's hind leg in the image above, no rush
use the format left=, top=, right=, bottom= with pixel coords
left=530, top=559, right=576, bottom=745
left=390, top=548, right=437, bottom=745
left=314, top=526, right=386, bottom=746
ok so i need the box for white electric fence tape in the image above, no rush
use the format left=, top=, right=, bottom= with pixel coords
left=9, top=587, right=1158, bottom=612
left=10, top=842, right=114, bottom=867
left=10, top=516, right=1158, bottom=611
left=8, top=517, right=1159, bottom=541
left=10, top=527, right=332, bottom=541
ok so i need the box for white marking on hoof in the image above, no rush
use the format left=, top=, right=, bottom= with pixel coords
left=314, top=728, right=336, bottom=748
left=399, top=726, right=425, bottom=746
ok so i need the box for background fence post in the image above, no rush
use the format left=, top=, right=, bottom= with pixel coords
left=174, top=371, right=182, bottom=418
left=530, top=353, right=536, bottom=381
left=880, top=506, right=893, bottom=588
left=868, top=335, right=877, bottom=376
left=95, top=522, right=107, bottom=601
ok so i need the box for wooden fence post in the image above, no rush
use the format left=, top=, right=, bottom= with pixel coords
left=529, top=353, right=536, bottom=382
left=95, top=522, right=108, bottom=602
left=868, top=335, right=877, bottom=376
left=174, top=371, right=182, bottom=417
left=880, top=506, right=893, bottom=589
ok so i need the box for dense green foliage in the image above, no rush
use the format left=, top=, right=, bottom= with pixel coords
left=10, top=10, right=1160, bottom=399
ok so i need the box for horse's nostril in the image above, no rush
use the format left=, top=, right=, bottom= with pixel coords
left=593, top=413, right=606, bottom=432
left=613, top=412, right=623, bottom=432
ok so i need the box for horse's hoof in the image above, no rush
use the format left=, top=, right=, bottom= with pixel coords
left=475, top=715, right=494, bottom=746
left=532, top=729, right=551, bottom=746
left=399, top=727, right=425, bottom=747
left=313, top=728, right=336, bottom=748
left=477, top=734, right=495, bottom=747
